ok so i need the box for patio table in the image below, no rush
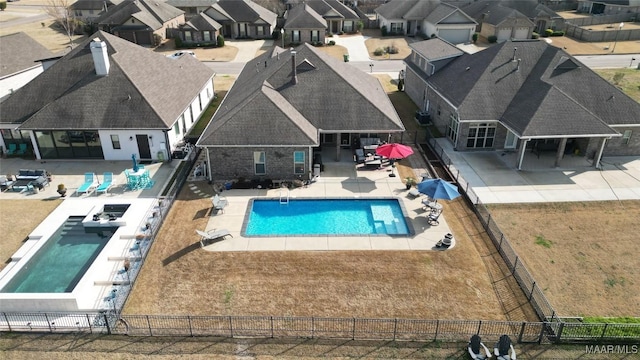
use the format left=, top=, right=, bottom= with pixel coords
left=126, top=168, right=150, bottom=190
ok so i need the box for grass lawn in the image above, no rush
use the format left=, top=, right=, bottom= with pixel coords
left=487, top=201, right=640, bottom=317
left=594, top=68, right=640, bottom=102
left=314, top=44, right=349, bottom=61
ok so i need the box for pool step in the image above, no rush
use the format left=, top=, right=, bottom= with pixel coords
left=373, top=220, right=399, bottom=234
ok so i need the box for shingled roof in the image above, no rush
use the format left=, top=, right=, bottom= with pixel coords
left=211, top=0, right=277, bottom=24
left=461, top=0, right=561, bottom=22
left=461, top=1, right=530, bottom=27
left=95, top=0, right=184, bottom=30
left=0, top=32, right=54, bottom=78
left=409, top=38, right=463, bottom=61
left=0, top=31, right=214, bottom=130
left=427, top=40, right=640, bottom=137
left=376, top=0, right=440, bottom=20
left=198, top=44, right=404, bottom=147
left=284, top=3, right=327, bottom=29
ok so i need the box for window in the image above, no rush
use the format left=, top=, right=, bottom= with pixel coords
left=294, top=151, right=305, bottom=175
left=184, top=31, right=192, bottom=42
left=466, top=123, right=496, bottom=148
left=257, top=26, right=264, bottom=36
left=343, top=21, right=353, bottom=32
left=89, top=9, right=94, bottom=14
left=622, top=130, right=632, bottom=144
left=181, top=115, right=186, bottom=135
left=254, top=151, right=266, bottom=175
left=292, top=30, right=300, bottom=42
left=446, top=114, right=459, bottom=144
left=74, top=10, right=82, bottom=17
left=310, top=30, right=319, bottom=42
left=390, top=22, right=403, bottom=33
left=207, top=87, right=212, bottom=99
left=198, top=93, right=203, bottom=111
left=203, top=31, right=211, bottom=41
left=110, top=135, right=121, bottom=149
left=174, top=122, right=180, bottom=135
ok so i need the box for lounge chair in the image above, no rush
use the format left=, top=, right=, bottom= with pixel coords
left=96, top=172, right=114, bottom=194
left=6, top=144, right=17, bottom=155
left=354, top=149, right=365, bottom=164
left=468, top=334, right=491, bottom=360
left=196, top=229, right=233, bottom=247
left=212, top=194, right=228, bottom=213
left=77, top=172, right=98, bottom=195
left=494, top=334, right=516, bottom=360
left=16, top=143, right=28, bottom=155
left=427, top=212, right=441, bottom=226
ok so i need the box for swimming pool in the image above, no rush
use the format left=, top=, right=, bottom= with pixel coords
left=1, top=216, right=116, bottom=293
left=244, top=198, right=411, bottom=236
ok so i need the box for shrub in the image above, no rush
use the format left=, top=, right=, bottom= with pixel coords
left=472, top=32, right=478, bottom=43
left=373, top=47, right=384, bottom=56
left=531, top=32, right=539, bottom=39
left=381, top=25, right=388, bottom=37
left=328, top=40, right=335, bottom=46
left=312, top=41, right=323, bottom=47
left=338, top=31, right=344, bottom=35
left=153, top=34, right=162, bottom=47
left=488, top=35, right=497, bottom=43
left=217, top=34, right=224, bottom=47
left=0, top=1, right=7, bottom=11
left=544, top=28, right=554, bottom=37
left=386, top=45, right=398, bottom=54
left=357, top=21, right=364, bottom=33
left=327, top=32, right=333, bottom=37
left=551, top=30, right=565, bottom=37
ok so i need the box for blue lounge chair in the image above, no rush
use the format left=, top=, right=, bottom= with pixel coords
left=96, top=172, right=114, bottom=194
left=16, top=143, right=28, bottom=155
left=6, top=144, right=17, bottom=155
left=77, top=172, right=98, bottom=195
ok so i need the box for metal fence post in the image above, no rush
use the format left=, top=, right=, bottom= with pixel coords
left=228, top=316, right=233, bottom=337
left=434, top=319, right=439, bottom=341
left=477, top=320, right=482, bottom=334
left=499, top=234, right=504, bottom=249
left=188, top=315, right=193, bottom=337
left=600, top=323, right=608, bottom=339
left=270, top=316, right=274, bottom=338
left=311, top=317, right=315, bottom=339
left=538, top=322, right=546, bottom=344
left=147, top=315, right=152, bottom=336
left=518, top=322, right=526, bottom=343
left=86, top=314, right=92, bottom=334
left=352, top=318, right=356, bottom=340
left=104, top=314, right=111, bottom=334
left=45, top=313, right=52, bottom=332
left=529, top=282, right=536, bottom=301
left=3, top=313, right=11, bottom=332
left=393, top=318, right=397, bottom=341
left=512, top=256, right=519, bottom=275
left=556, top=322, right=564, bottom=342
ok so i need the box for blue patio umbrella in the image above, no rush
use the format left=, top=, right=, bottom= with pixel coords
left=131, top=154, right=139, bottom=172
left=416, top=178, right=460, bottom=201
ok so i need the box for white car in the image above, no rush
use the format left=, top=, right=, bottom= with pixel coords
left=166, top=51, right=196, bottom=59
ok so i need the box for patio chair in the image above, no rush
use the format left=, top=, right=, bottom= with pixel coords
left=212, top=194, right=228, bottom=213
left=468, top=334, right=491, bottom=360
left=427, top=211, right=441, bottom=226
left=96, top=172, right=114, bottom=194
left=16, top=143, right=28, bottom=155
left=77, top=172, right=98, bottom=195
left=494, top=335, right=516, bottom=360
left=196, top=229, right=233, bottom=247
left=6, top=144, right=17, bottom=155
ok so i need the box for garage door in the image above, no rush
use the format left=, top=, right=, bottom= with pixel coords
left=514, top=27, right=529, bottom=40
left=438, top=29, right=470, bottom=44
left=497, top=28, right=511, bottom=42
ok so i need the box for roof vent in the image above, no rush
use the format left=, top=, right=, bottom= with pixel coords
left=512, top=47, right=517, bottom=62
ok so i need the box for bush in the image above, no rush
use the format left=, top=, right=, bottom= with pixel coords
left=551, top=30, right=565, bottom=37
left=357, top=21, right=364, bottom=33
left=373, top=47, right=384, bottom=56
left=312, top=41, right=323, bottom=47
left=217, top=34, right=224, bottom=47
left=381, top=25, right=388, bottom=37
left=327, top=32, right=333, bottom=37
left=531, top=32, right=539, bottom=39
left=488, top=35, right=497, bottom=43
left=472, top=32, right=478, bottom=43
left=328, top=40, right=335, bottom=46
left=544, top=28, right=554, bottom=37
left=0, top=2, right=6, bottom=11
left=338, top=31, right=344, bottom=35
left=386, top=45, right=398, bottom=54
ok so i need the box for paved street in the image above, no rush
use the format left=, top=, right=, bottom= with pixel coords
left=575, top=53, right=640, bottom=68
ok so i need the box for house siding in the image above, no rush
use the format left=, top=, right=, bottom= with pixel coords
left=207, top=146, right=311, bottom=180
left=604, top=127, right=640, bottom=156
left=404, top=67, right=427, bottom=112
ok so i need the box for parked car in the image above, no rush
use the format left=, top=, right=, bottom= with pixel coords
left=166, top=51, right=196, bottom=59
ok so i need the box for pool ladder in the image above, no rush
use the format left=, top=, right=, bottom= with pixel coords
left=279, top=188, right=290, bottom=204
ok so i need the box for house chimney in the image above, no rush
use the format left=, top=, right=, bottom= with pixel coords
left=291, top=48, right=298, bottom=85
left=512, top=47, right=517, bottom=62
left=90, top=38, right=110, bottom=76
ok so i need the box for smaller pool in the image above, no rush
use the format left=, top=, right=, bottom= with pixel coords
left=244, top=198, right=411, bottom=236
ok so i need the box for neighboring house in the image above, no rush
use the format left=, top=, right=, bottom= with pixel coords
left=282, top=3, right=328, bottom=44
left=71, top=0, right=122, bottom=24
left=577, top=0, right=640, bottom=15
left=375, top=0, right=477, bottom=44
left=462, top=0, right=564, bottom=35
left=166, top=0, right=218, bottom=20
left=285, top=0, right=363, bottom=34
left=96, top=0, right=185, bottom=46
left=176, top=11, right=222, bottom=45
left=406, top=39, right=640, bottom=169
left=461, top=1, right=534, bottom=41
left=0, top=32, right=56, bottom=103
left=197, top=44, right=405, bottom=180
left=0, top=31, right=215, bottom=161
left=202, top=0, right=277, bottom=39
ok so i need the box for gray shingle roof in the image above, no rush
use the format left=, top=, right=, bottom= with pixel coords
left=425, top=3, right=473, bottom=24
left=212, top=0, right=277, bottom=24
left=198, top=44, right=404, bottom=147
left=0, top=32, right=54, bottom=78
left=166, top=0, right=217, bottom=7
left=186, top=12, right=222, bottom=31
left=96, top=0, right=184, bottom=30
left=375, top=0, right=421, bottom=19
left=302, top=0, right=359, bottom=20
left=71, top=0, right=121, bottom=11
left=461, top=1, right=531, bottom=26
left=0, top=31, right=215, bottom=130
left=462, top=0, right=561, bottom=22
left=284, top=3, right=327, bottom=29
left=409, top=38, right=463, bottom=61
left=427, top=40, right=640, bottom=137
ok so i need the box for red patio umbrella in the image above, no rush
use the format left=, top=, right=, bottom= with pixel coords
left=375, top=143, right=414, bottom=159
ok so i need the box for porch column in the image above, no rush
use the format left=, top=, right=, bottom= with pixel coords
left=594, top=137, right=608, bottom=169
left=335, top=133, right=341, bottom=161
left=554, top=138, right=568, bottom=168
left=516, top=139, right=528, bottom=170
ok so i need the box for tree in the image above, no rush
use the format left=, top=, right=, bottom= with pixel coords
left=44, top=0, right=79, bottom=49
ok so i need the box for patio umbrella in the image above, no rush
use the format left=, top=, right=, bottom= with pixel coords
left=416, top=178, right=460, bottom=201
left=375, top=143, right=414, bottom=159
left=132, top=154, right=139, bottom=172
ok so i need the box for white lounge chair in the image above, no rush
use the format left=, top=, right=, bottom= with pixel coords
left=212, top=194, right=228, bottom=213
left=96, top=172, right=115, bottom=194
left=77, top=172, right=98, bottom=195
left=196, top=229, right=233, bottom=247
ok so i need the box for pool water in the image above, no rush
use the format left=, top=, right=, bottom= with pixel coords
left=1, top=216, right=115, bottom=293
left=244, top=199, right=410, bottom=236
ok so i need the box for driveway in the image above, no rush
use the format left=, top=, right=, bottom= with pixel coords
left=331, top=34, right=371, bottom=61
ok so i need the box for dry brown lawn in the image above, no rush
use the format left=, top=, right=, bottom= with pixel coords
left=487, top=201, right=640, bottom=317
left=0, top=199, right=63, bottom=271
left=314, top=44, right=349, bottom=61
left=363, top=31, right=411, bottom=60
left=0, top=19, right=84, bottom=54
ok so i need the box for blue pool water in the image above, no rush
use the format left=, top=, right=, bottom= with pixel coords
left=1, top=216, right=115, bottom=293
left=244, top=199, right=410, bottom=236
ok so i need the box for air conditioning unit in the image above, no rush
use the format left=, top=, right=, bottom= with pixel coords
left=415, top=111, right=431, bottom=125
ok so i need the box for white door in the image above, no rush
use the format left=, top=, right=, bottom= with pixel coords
left=505, top=130, right=518, bottom=149
left=438, top=29, right=470, bottom=44
left=514, top=27, right=529, bottom=39
left=497, top=28, right=511, bottom=42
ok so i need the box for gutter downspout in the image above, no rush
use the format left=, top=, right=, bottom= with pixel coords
left=163, top=131, right=171, bottom=162
left=206, top=147, right=212, bottom=183
left=517, top=139, right=528, bottom=170
left=594, top=137, right=609, bottom=169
